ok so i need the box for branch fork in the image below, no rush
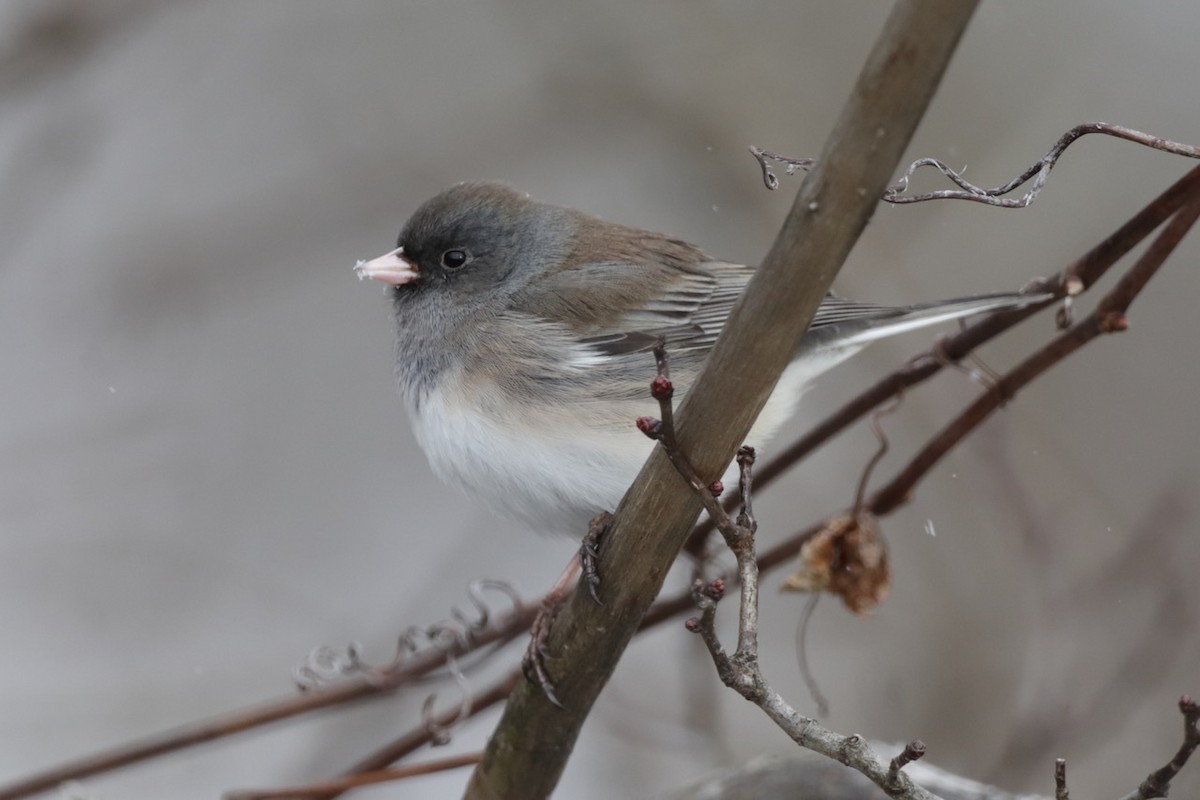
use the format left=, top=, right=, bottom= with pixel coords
left=642, top=343, right=941, bottom=800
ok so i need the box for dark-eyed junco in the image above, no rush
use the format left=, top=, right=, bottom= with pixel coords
left=356, top=182, right=1038, bottom=535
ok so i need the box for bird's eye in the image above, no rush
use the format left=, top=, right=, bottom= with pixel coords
left=441, top=249, right=469, bottom=270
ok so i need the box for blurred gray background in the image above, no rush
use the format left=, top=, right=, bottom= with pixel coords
left=2, top=2, right=1198, bottom=798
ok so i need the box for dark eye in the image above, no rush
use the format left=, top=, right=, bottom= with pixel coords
left=441, top=249, right=469, bottom=270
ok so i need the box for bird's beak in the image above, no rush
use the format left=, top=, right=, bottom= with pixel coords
left=354, top=246, right=419, bottom=285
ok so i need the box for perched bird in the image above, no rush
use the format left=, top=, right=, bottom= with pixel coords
left=357, top=181, right=1037, bottom=536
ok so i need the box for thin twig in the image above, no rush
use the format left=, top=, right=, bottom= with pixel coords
left=853, top=397, right=903, bottom=515
left=305, top=671, right=519, bottom=800
left=793, top=593, right=829, bottom=716
left=1055, top=759, right=1069, bottom=800
left=693, top=162, right=1200, bottom=546
left=650, top=344, right=938, bottom=800
left=868, top=195, right=1200, bottom=516
left=751, top=122, right=1200, bottom=207
left=887, top=741, right=928, bottom=790
left=658, top=177, right=1200, bottom=685
left=225, top=752, right=482, bottom=800
left=1117, top=696, right=1200, bottom=800
left=0, top=602, right=535, bottom=800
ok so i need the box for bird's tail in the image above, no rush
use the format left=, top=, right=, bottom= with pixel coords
left=803, top=291, right=1048, bottom=350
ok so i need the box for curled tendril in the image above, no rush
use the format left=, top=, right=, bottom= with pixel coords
left=293, top=642, right=365, bottom=691
left=751, top=123, right=1200, bottom=206
left=426, top=622, right=471, bottom=656
left=420, top=651, right=474, bottom=747
left=450, top=578, right=522, bottom=632
left=749, top=146, right=815, bottom=191
left=397, top=624, right=438, bottom=659
left=291, top=579, right=526, bottom=691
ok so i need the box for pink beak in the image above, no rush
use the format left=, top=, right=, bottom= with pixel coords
left=354, top=246, right=419, bottom=285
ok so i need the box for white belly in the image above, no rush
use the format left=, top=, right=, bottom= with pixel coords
left=408, top=348, right=860, bottom=536
left=411, top=382, right=653, bottom=534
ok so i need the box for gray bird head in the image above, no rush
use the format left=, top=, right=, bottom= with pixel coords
left=391, top=181, right=577, bottom=309
left=364, top=182, right=579, bottom=406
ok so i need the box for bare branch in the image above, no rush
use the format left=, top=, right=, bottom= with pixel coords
left=1118, top=696, right=1200, bottom=800
left=647, top=346, right=938, bottom=800
left=1055, top=759, right=1070, bottom=800
left=0, top=594, right=535, bottom=800
left=225, top=752, right=482, bottom=800
left=695, top=161, right=1200, bottom=545
left=868, top=194, right=1200, bottom=516
left=307, top=671, right=520, bottom=800
left=752, top=122, right=1200, bottom=207
left=661, top=751, right=1046, bottom=800
left=888, top=741, right=929, bottom=790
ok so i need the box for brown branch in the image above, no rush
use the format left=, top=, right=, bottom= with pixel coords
left=225, top=752, right=482, bottom=800
left=464, top=4, right=980, bottom=797
left=867, top=194, right=1200, bottom=515
left=0, top=604, right=535, bottom=800
left=752, top=192, right=1200, bottom=588
left=305, top=670, right=521, bottom=800
left=1118, top=696, right=1200, bottom=800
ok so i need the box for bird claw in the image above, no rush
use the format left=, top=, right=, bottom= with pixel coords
left=523, top=601, right=565, bottom=709
left=521, top=511, right=614, bottom=706
left=581, top=512, right=613, bottom=605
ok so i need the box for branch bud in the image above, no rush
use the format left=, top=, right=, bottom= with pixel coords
left=703, top=578, right=726, bottom=601
left=736, top=445, right=757, bottom=467
left=635, top=416, right=663, bottom=439
left=649, top=375, right=674, bottom=401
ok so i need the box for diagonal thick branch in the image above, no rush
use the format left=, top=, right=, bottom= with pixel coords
left=462, top=2, right=980, bottom=798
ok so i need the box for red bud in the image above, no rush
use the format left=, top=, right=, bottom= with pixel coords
left=636, top=416, right=663, bottom=439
